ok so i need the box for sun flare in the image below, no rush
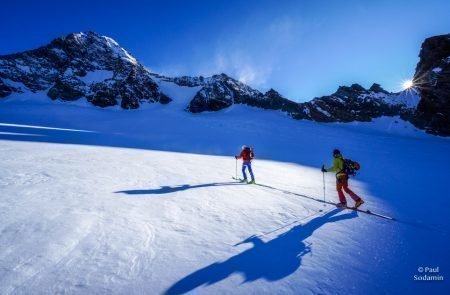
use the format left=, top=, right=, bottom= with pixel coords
left=402, top=80, right=414, bottom=90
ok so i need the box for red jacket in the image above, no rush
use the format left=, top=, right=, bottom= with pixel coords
left=237, top=148, right=253, bottom=163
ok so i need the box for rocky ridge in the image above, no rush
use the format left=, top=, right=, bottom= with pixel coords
left=1, top=31, right=448, bottom=135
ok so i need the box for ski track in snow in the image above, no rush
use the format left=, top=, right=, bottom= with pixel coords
left=0, top=88, right=449, bottom=294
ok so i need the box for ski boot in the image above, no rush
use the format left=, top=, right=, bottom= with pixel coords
left=248, top=179, right=256, bottom=184
left=353, top=199, right=364, bottom=209
left=240, top=178, right=248, bottom=183
left=336, top=202, right=347, bottom=208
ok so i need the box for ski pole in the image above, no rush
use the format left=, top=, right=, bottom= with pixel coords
left=322, top=171, right=326, bottom=206
left=235, top=158, right=238, bottom=182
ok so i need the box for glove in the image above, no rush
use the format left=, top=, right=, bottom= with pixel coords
left=321, top=165, right=327, bottom=173
left=235, top=156, right=238, bottom=159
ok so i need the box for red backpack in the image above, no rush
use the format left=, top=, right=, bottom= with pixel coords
left=244, top=147, right=254, bottom=161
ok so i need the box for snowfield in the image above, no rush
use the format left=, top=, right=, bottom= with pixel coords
left=0, top=85, right=449, bottom=294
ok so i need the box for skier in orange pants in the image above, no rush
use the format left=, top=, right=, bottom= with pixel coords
left=322, top=149, right=364, bottom=208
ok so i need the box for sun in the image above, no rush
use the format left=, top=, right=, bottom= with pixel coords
left=402, top=79, right=414, bottom=90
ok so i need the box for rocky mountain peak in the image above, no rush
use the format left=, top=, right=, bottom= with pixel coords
left=264, top=88, right=281, bottom=97
left=212, top=73, right=229, bottom=79
left=43, top=31, right=141, bottom=77
left=335, top=83, right=365, bottom=95
left=412, top=33, right=450, bottom=135
left=350, top=83, right=366, bottom=91
left=0, top=31, right=169, bottom=108
left=369, top=83, right=389, bottom=94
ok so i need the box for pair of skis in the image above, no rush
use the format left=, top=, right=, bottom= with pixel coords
left=339, top=206, right=394, bottom=220
left=232, top=177, right=394, bottom=220
left=232, top=177, right=255, bottom=184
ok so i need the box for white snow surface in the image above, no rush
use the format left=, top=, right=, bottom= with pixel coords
left=155, top=80, right=202, bottom=111
left=2, top=78, right=26, bottom=91
left=78, top=70, right=114, bottom=85
left=103, top=36, right=138, bottom=65
left=0, top=84, right=449, bottom=294
left=382, top=89, right=421, bottom=109
left=315, top=106, right=331, bottom=117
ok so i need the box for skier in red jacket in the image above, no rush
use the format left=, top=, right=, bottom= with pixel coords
left=235, top=145, right=255, bottom=184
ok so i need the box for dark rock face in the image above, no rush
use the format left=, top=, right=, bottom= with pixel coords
left=47, top=76, right=85, bottom=101
left=0, top=31, right=169, bottom=108
left=369, top=83, right=389, bottom=94
left=412, top=34, right=450, bottom=135
left=184, top=74, right=261, bottom=113
left=183, top=74, right=304, bottom=115
left=173, top=76, right=205, bottom=87
left=295, top=84, right=413, bottom=123
left=0, top=78, right=12, bottom=97
left=243, top=88, right=299, bottom=115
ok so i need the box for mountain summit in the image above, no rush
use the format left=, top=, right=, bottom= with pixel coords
left=0, top=31, right=170, bottom=108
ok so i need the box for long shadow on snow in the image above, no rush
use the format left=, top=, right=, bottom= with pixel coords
left=0, top=124, right=158, bottom=150
left=165, top=208, right=357, bottom=295
left=257, top=184, right=450, bottom=235
left=255, top=184, right=450, bottom=236
left=115, top=182, right=244, bottom=195
left=255, top=183, right=335, bottom=205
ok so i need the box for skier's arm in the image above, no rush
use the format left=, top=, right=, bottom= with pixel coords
left=325, top=158, right=339, bottom=172
left=236, top=151, right=244, bottom=159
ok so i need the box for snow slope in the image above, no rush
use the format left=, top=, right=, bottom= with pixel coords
left=0, top=84, right=449, bottom=294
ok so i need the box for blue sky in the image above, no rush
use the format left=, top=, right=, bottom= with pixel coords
left=1, top=0, right=449, bottom=101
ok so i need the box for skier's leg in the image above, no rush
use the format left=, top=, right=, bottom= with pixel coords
left=336, top=179, right=347, bottom=204
left=342, top=181, right=361, bottom=202
left=242, top=163, right=248, bottom=180
left=247, top=162, right=255, bottom=180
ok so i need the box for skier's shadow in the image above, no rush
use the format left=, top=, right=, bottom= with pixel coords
left=115, top=182, right=244, bottom=195
left=165, top=208, right=357, bottom=294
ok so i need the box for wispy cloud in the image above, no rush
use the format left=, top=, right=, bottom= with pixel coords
left=149, top=16, right=298, bottom=91
left=207, top=50, right=271, bottom=88
left=198, top=16, right=297, bottom=89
